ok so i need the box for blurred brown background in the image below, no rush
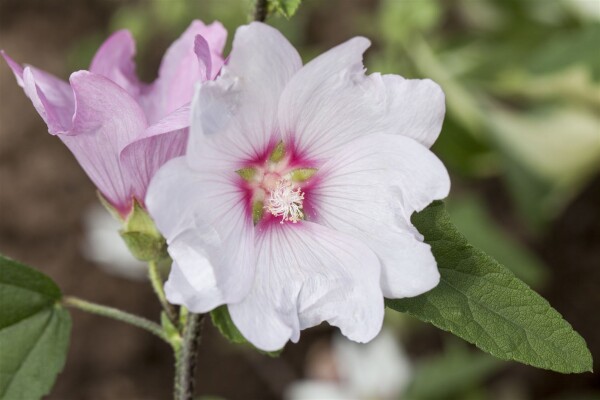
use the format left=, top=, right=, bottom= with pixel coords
left=1, top=0, right=599, bottom=399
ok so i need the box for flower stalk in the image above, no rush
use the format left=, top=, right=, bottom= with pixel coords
left=174, top=313, right=205, bottom=400
left=148, top=260, right=179, bottom=327
left=63, top=296, right=169, bottom=343
left=254, top=0, right=268, bottom=21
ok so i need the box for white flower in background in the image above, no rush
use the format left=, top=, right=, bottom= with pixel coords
left=565, top=0, right=600, bottom=21
left=286, top=330, right=412, bottom=400
left=147, top=22, right=449, bottom=351
left=82, top=204, right=146, bottom=280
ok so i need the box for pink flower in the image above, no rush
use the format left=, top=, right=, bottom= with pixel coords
left=147, top=23, right=450, bottom=351
left=2, top=20, right=226, bottom=217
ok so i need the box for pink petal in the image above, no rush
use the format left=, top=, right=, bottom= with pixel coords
left=278, top=37, right=445, bottom=161
left=194, top=35, right=212, bottom=81
left=3, top=51, right=74, bottom=134
left=229, top=222, right=384, bottom=352
left=310, top=134, right=450, bottom=298
left=187, top=22, right=302, bottom=169
left=146, top=157, right=255, bottom=312
left=120, top=105, right=190, bottom=205
left=3, top=53, right=147, bottom=212
left=89, top=29, right=146, bottom=100
left=61, top=71, right=147, bottom=213
left=144, top=20, right=227, bottom=124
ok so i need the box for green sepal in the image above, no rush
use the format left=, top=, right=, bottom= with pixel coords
left=236, top=167, right=257, bottom=182
left=119, top=199, right=167, bottom=262
left=252, top=200, right=264, bottom=225
left=269, top=141, right=286, bottom=163
left=289, top=168, right=318, bottom=182
left=97, top=191, right=124, bottom=222
left=0, top=255, right=72, bottom=399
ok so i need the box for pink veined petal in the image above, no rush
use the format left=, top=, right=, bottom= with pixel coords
left=278, top=37, right=445, bottom=162
left=2, top=52, right=147, bottom=212
left=194, top=35, right=212, bottom=81
left=146, top=157, right=255, bottom=312
left=120, top=104, right=190, bottom=205
left=61, top=71, right=147, bottom=213
left=144, top=20, right=227, bottom=124
left=193, top=21, right=228, bottom=80
left=2, top=52, right=75, bottom=134
left=309, top=133, right=450, bottom=298
left=228, top=222, right=384, bottom=352
left=89, top=29, right=146, bottom=100
left=186, top=22, right=302, bottom=170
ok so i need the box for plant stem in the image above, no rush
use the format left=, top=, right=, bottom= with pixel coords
left=254, top=0, right=268, bottom=21
left=63, top=296, right=169, bottom=343
left=174, top=313, right=204, bottom=400
left=148, top=260, right=178, bottom=327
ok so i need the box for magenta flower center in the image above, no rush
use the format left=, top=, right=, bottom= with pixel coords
left=237, top=143, right=316, bottom=225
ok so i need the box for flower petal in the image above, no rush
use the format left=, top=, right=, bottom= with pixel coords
left=120, top=105, right=190, bottom=205
left=146, top=157, right=255, bottom=312
left=310, top=134, right=450, bottom=298
left=2, top=52, right=75, bottom=134
left=229, top=222, right=384, bottom=352
left=61, top=71, right=147, bottom=213
left=279, top=38, right=445, bottom=161
left=187, top=22, right=302, bottom=168
left=145, top=20, right=227, bottom=123
left=194, top=35, right=212, bottom=81
left=89, top=29, right=145, bottom=99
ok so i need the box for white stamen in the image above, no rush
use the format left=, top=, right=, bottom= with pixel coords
left=266, top=179, right=305, bottom=224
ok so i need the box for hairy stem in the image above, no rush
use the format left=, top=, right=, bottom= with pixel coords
left=63, top=296, right=169, bottom=343
left=148, top=260, right=178, bottom=327
left=254, top=0, right=269, bottom=21
left=174, top=313, right=204, bottom=400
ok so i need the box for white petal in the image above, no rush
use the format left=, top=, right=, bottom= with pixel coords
left=279, top=38, right=445, bottom=161
left=333, top=330, right=412, bottom=398
left=286, top=382, right=350, bottom=400
left=81, top=204, right=146, bottom=281
left=229, top=222, right=384, bottom=352
left=187, top=22, right=302, bottom=169
left=146, top=157, right=255, bottom=312
left=310, top=134, right=450, bottom=298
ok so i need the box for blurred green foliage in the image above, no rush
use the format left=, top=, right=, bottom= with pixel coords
left=405, top=340, right=503, bottom=400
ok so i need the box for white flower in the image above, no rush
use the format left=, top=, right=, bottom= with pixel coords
left=286, top=330, right=412, bottom=400
left=147, top=22, right=450, bottom=351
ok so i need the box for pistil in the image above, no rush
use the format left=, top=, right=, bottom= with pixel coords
left=265, top=179, right=305, bottom=223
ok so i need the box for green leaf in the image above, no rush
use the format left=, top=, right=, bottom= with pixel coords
left=386, top=201, right=593, bottom=373
left=267, top=0, right=302, bottom=19
left=446, top=196, right=547, bottom=287
left=0, top=255, right=72, bottom=399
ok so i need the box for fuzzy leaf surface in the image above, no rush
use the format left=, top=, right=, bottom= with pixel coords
left=387, top=201, right=592, bottom=373
left=0, top=255, right=71, bottom=399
